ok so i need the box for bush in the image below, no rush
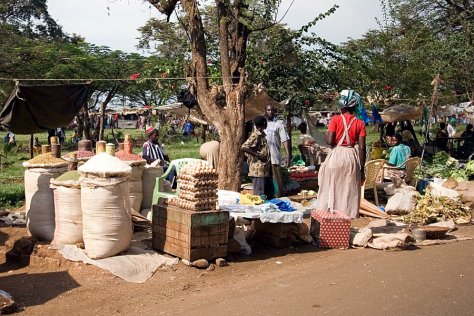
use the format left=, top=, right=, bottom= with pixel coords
left=0, top=183, right=24, bottom=209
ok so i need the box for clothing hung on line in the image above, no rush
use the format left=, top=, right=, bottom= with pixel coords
left=316, top=114, right=362, bottom=218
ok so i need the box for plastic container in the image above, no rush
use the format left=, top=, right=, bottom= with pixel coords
left=96, top=141, right=106, bottom=154
left=124, top=134, right=133, bottom=153
left=106, top=143, right=115, bottom=156
left=412, top=228, right=426, bottom=243
left=78, top=140, right=93, bottom=152
left=51, top=143, right=61, bottom=158
left=41, top=144, right=51, bottom=154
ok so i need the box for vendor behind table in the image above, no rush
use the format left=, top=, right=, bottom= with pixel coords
left=241, top=115, right=272, bottom=198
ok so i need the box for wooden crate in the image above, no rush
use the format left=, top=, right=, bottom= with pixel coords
left=152, top=205, right=229, bottom=261
left=253, top=219, right=297, bottom=248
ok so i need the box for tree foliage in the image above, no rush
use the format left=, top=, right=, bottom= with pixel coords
left=333, top=0, right=474, bottom=107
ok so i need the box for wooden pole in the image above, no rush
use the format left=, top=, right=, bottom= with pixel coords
left=29, top=134, right=34, bottom=159
left=286, top=101, right=292, bottom=157
left=420, top=74, right=442, bottom=172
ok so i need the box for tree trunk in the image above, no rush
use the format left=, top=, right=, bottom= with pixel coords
left=76, top=112, right=84, bottom=139
left=98, top=102, right=106, bottom=141
left=177, top=0, right=250, bottom=191
left=286, top=103, right=292, bottom=153
left=201, top=124, right=207, bottom=143
left=215, top=90, right=246, bottom=191
left=83, top=110, right=91, bottom=141
left=99, top=89, right=117, bottom=141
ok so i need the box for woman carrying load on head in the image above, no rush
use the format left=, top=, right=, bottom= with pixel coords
left=315, top=90, right=367, bottom=218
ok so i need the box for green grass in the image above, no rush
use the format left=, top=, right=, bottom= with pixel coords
left=0, top=124, right=423, bottom=209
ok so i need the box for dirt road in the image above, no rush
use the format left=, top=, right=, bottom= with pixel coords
left=1, top=226, right=473, bottom=315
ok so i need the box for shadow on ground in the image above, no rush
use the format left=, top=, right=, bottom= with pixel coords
left=0, top=270, right=80, bottom=310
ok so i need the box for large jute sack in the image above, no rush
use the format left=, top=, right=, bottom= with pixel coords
left=80, top=177, right=133, bottom=259
left=24, top=166, right=67, bottom=241
left=78, top=153, right=133, bottom=259
left=141, top=163, right=164, bottom=210
left=127, top=161, right=145, bottom=214
left=50, top=174, right=82, bottom=245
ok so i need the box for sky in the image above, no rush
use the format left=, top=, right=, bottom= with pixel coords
left=47, top=0, right=384, bottom=53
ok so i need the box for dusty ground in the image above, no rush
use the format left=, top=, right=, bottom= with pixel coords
left=1, top=222, right=473, bottom=316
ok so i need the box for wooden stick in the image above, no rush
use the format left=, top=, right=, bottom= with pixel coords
left=359, top=208, right=388, bottom=219
left=360, top=198, right=390, bottom=218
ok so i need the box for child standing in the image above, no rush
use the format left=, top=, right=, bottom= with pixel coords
left=241, top=115, right=271, bottom=197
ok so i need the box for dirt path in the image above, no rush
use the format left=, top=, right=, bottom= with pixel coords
left=1, top=226, right=474, bottom=315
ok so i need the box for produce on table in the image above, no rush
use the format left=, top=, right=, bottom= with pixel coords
left=402, top=192, right=471, bottom=225
left=289, top=166, right=318, bottom=181
left=415, top=151, right=474, bottom=182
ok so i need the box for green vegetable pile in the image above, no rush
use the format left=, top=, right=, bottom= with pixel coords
left=417, top=151, right=474, bottom=182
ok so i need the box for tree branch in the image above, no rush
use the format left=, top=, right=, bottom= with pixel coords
left=216, top=1, right=232, bottom=92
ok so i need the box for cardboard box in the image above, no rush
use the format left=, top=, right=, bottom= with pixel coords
left=310, top=210, right=351, bottom=249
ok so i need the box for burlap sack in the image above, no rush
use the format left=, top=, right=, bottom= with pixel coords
left=24, top=166, right=67, bottom=241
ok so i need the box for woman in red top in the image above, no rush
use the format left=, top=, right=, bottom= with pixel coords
left=316, top=90, right=367, bottom=218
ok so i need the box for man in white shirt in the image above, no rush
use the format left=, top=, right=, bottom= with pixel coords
left=447, top=122, right=456, bottom=137
left=264, top=104, right=291, bottom=197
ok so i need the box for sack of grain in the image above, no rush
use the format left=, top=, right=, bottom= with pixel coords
left=78, top=153, right=133, bottom=259
left=141, top=162, right=164, bottom=210
left=116, top=150, right=146, bottom=213
left=50, top=171, right=83, bottom=246
left=23, top=153, right=68, bottom=241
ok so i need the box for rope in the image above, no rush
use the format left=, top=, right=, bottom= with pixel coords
left=0, top=76, right=241, bottom=82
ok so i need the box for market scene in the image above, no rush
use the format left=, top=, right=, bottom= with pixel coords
left=1, top=1, right=474, bottom=315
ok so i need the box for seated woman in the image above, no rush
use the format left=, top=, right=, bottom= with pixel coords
left=296, top=122, right=327, bottom=165
left=385, top=133, right=411, bottom=179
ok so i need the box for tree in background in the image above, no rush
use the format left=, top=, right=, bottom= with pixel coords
left=334, top=0, right=474, bottom=107
left=146, top=0, right=285, bottom=190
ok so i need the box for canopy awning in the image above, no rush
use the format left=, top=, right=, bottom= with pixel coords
left=0, top=84, right=91, bottom=134
left=380, top=104, right=423, bottom=123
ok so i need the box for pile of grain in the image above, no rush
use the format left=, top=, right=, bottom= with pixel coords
left=23, top=153, right=67, bottom=168
left=62, top=150, right=94, bottom=161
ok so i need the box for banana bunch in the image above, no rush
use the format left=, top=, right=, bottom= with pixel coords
left=239, top=193, right=264, bottom=205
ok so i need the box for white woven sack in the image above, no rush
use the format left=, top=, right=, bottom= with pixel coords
left=141, top=164, right=163, bottom=210
left=81, top=177, right=133, bottom=259
left=78, top=152, right=131, bottom=178
left=51, top=185, right=83, bottom=245
left=385, top=186, right=419, bottom=215
left=129, top=165, right=144, bottom=213
left=24, top=167, right=67, bottom=241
